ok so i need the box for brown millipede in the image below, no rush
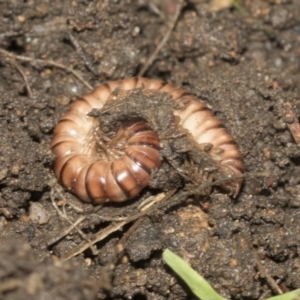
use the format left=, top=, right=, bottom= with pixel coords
left=51, top=77, right=244, bottom=204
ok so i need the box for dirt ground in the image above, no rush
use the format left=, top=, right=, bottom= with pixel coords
left=1, top=0, right=300, bottom=299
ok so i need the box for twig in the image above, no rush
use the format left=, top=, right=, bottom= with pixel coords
left=62, top=191, right=171, bottom=260
left=88, top=214, right=128, bottom=222
left=10, top=58, right=33, bottom=97
left=256, top=260, right=283, bottom=295
left=282, top=102, right=300, bottom=143
left=50, top=189, right=68, bottom=219
left=63, top=198, right=85, bottom=213
left=62, top=219, right=126, bottom=260
left=115, top=217, right=144, bottom=258
left=69, top=33, right=98, bottom=76
left=0, top=48, right=92, bottom=90
left=138, top=0, right=185, bottom=77
left=49, top=189, right=97, bottom=254
left=50, top=189, right=88, bottom=240
left=47, top=215, right=86, bottom=246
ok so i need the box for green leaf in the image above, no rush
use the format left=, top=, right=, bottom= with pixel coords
left=265, top=289, right=300, bottom=300
left=162, top=249, right=227, bottom=300
left=163, top=248, right=300, bottom=300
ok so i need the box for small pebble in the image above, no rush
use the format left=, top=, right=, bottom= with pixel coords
left=11, top=164, right=20, bottom=176
left=29, top=202, right=50, bottom=224
left=0, top=168, right=8, bottom=180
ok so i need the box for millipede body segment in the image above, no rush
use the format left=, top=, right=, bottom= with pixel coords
left=51, top=77, right=244, bottom=204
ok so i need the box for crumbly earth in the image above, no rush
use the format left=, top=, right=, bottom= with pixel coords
left=1, top=1, right=300, bottom=299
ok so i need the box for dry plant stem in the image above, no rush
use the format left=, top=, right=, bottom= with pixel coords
left=282, top=102, right=300, bottom=143
left=69, top=33, right=98, bottom=76
left=10, top=58, right=33, bottom=97
left=0, top=48, right=92, bottom=90
left=62, top=191, right=171, bottom=260
left=138, top=0, right=185, bottom=76
left=139, top=192, right=171, bottom=211
left=63, top=198, right=85, bottom=214
left=47, top=215, right=86, bottom=247
left=49, top=189, right=97, bottom=255
left=256, top=260, right=283, bottom=295
left=90, top=214, right=128, bottom=222
left=50, top=189, right=68, bottom=219
left=62, top=220, right=126, bottom=260
left=50, top=189, right=87, bottom=239
left=137, top=195, right=157, bottom=209
left=115, top=217, right=144, bottom=259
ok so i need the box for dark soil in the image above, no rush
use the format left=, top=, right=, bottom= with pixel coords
left=1, top=1, right=300, bottom=299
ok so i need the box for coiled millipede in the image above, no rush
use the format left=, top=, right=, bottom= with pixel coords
left=51, top=77, right=244, bottom=204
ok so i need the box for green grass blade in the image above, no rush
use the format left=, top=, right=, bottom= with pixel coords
left=162, top=249, right=227, bottom=300
left=265, top=289, right=300, bottom=300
